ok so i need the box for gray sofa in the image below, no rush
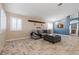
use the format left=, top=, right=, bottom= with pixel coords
left=43, top=35, right=61, bottom=44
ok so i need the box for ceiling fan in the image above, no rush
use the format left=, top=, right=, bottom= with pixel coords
left=57, top=3, right=63, bottom=6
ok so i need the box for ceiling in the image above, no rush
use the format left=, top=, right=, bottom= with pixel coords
left=3, top=3, right=79, bottom=22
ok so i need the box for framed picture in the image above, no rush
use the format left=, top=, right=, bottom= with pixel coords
left=55, top=22, right=64, bottom=29
left=57, top=23, right=64, bottom=28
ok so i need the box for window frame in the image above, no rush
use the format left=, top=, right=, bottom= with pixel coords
left=10, top=17, right=22, bottom=31
left=0, top=9, right=6, bottom=32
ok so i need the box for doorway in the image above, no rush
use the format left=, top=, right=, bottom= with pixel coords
left=70, top=20, right=78, bottom=36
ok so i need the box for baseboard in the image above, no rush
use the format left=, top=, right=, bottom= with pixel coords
left=6, top=36, right=30, bottom=42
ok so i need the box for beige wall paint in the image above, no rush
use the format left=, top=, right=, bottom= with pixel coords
left=0, top=3, right=6, bottom=49
left=6, top=12, right=47, bottom=40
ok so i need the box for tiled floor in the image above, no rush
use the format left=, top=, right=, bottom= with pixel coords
left=1, top=35, right=79, bottom=55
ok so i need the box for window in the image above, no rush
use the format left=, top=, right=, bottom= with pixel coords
left=47, top=23, right=53, bottom=30
left=10, top=17, right=22, bottom=31
left=0, top=9, right=6, bottom=32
